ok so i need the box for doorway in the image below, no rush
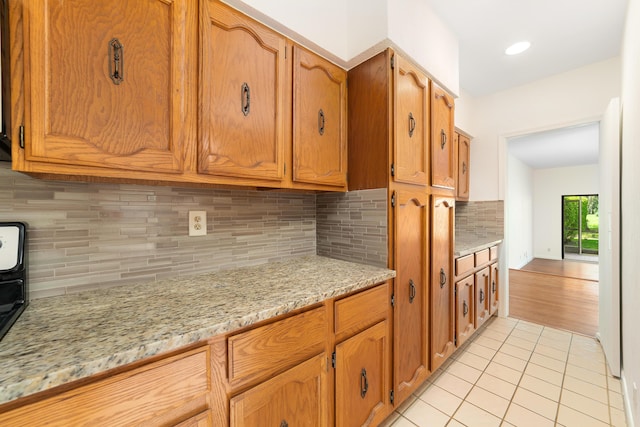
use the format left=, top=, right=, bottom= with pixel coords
left=562, top=194, right=599, bottom=259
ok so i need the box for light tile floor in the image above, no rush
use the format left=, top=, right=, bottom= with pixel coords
left=380, top=317, right=627, bottom=427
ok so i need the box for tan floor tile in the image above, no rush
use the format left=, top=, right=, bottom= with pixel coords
left=529, top=352, right=566, bottom=373
left=413, top=380, right=433, bottom=397
left=611, top=407, right=628, bottom=427
left=501, top=422, right=516, bottom=427
left=537, top=335, right=571, bottom=351
left=609, top=389, right=624, bottom=410
left=457, top=351, right=491, bottom=371
left=567, top=353, right=606, bottom=373
left=486, top=322, right=516, bottom=334
left=541, top=326, right=572, bottom=340
left=432, top=372, right=474, bottom=399
left=476, top=372, right=517, bottom=400
left=445, top=420, right=465, bottom=427
left=509, top=328, right=540, bottom=343
left=512, top=388, right=558, bottom=420
left=475, top=335, right=504, bottom=351
left=505, top=335, right=537, bottom=351
left=453, top=401, right=501, bottom=427
left=485, top=361, right=523, bottom=385
left=480, top=328, right=510, bottom=342
left=446, top=360, right=483, bottom=384
left=524, top=362, right=564, bottom=386
left=556, top=404, right=609, bottom=427
left=534, top=342, right=568, bottom=361
left=403, top=399, right=450, bottom=427
left=499, top=343, right=532, bottom=361
left=518, top=374, right=561, bottom=401
left=565, top=364, right=608, bottom=388
left=417, top=384, right=462, bottom=416
left=465, top=386, right=510, bottom=418
left=397, top=394, right=418, bottom=414
left=560, top=389, right=610, bottom=423
left=466, top=342, right=498, bottom=360
left=562, top=375, right=608, bottom=404
left=504, top=403, right=555, bottom=427
left=515, top=321, right=544, bottom=334
left=391, top=415, right=419, bottom=427
left=493, top=351, right=527, bottom=372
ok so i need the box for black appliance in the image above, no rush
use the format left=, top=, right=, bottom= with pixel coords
left=0, top=222, right=27, bottom=340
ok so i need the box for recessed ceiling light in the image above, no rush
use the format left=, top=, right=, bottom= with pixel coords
left=505, top=41, right=531, bottom=55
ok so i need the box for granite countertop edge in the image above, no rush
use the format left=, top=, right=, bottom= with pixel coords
left=454, top=236, right=504, bottom=257
left=0, top=256, right=395, bottom=406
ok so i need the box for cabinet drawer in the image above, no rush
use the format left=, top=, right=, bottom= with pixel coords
left=490, top=246, right=498, bottom=261
left=228, top=306, right=327, bottom=388
left=475, top=249, right=490, bottom=266
left=455, top=254, right=474, bottom=277
left=0, top=348, right=210, bottom=426
left=334, top=282, right=388, bottom=342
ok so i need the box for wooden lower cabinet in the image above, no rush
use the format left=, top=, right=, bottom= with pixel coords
left=490, top=262, right=499, bottom=316
left=229, top=353, right=328, bottom=427
left=475, top=267, right=490, bottom=329
left=0, top=347, right=211, bottom=426
left=455, top=275, right=475, bottom=348
left=392, top=190, right=430, bottom=403
left=335, top=321, right=389, bottom=427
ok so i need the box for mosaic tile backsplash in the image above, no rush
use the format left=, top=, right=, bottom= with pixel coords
left=455, top=200, right=505, bottom=238
left=0, top=164, right=316, bottom=299
left=316, top=189, right=388, bottom=268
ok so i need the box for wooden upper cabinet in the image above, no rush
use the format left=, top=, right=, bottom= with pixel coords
left=22, top=0, right=190, bottom=173
left=199, top=0, right=285, bottom=181
left=431, top=83, right=455, bottom=189
left=431, top=196, right=455, bottom=371
left=457, top=132, right=471, bottom=200
left=393, top=189, right=429, bottom=404
left=393, top=55, right=429, bottom=186
left=292, top=46, right=347, bottom=188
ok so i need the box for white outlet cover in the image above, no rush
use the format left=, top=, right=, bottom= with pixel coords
left=188, top=211, right=207, bottom=236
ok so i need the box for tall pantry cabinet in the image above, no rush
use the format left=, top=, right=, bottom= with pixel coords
left=348, top=48, right=456, bottom=409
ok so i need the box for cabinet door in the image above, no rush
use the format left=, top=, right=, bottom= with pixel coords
left=393, top=55, right=429, bottom=186
left=431, top=84, right=455, bottom=188
left=455, top=276, right=475, bottom=348
left=200, top=0, right=285, bottom=181
left=392, top=189, right=429, bottom=404
left=457, top=133, right=471, bottom=199
left=475, top=267, right=491, bottom=328
left=229, top=353, right=328, bottom=427
left=490, top=262, right=499, bottom=316
left=431, top=196, right=455, bottom=371
left=335, top=321, right=390, bottom=427
left=23, top=0, right=189, bottom=173
left=293, top=46, right=347, bottom=188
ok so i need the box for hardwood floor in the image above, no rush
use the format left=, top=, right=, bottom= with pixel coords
left=509, top=259, right=599, bottom=336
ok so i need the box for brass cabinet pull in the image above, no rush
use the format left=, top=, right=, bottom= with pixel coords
left=409, top=279, right=416, bottom=303
left=439, top=268, right=446, bottom=288
left=462, top=161, right=467, bottom=174
left=408, top=112, right=416, bottom=137
left=441, top=129, right=447, bottom=149
left=360, top=368, right=369, bottom=398
left=492, top=280, right=496, bottom=293
left=241, top=83, right=251, bottom=116
left=109, top=38, right=124, bottom=85
left=318, top=109, right=325, bottom=135
left=463, top=300, right=469, bottom=316
left=479, top=289, right=485, bottom=303
left=280, top=421, right=288, bottom=427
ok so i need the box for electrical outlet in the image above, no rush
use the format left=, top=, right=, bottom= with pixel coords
left=188, top=211, right=207, bottom=236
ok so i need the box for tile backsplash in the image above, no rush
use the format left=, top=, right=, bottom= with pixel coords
left=316, top=189, right=388, bottom=268
left=1, top=164, right=316, bottom=299
left=455, top=200, right=504, bottom=238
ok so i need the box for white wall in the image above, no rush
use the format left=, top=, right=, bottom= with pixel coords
left=459, top=57, right=621, bottom=202
left=507, top=154, right=534, bottom=269
left=532, top=165, right=599, bottom=260
left=620, top=0, right=640, bottom=424
left=222, top=0, right=460, bottom=95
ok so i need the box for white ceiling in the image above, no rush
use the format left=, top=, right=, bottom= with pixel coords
left=508, top=122, right=600, bottom=169
left=427, top=0, right=629, bottom=97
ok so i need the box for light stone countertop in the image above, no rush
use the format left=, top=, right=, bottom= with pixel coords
left=455, top=234, right=503, bottom=257
left=0, top=255, right=395, bottom=405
